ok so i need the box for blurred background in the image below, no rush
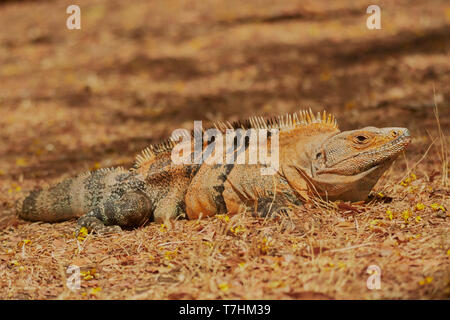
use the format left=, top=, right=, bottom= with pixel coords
left=0, top=0, right=449, bottom=301
left=0, top=0, right=448, bottom=188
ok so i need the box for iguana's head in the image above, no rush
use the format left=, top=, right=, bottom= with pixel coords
left=307, top=126, right=411, bottom=201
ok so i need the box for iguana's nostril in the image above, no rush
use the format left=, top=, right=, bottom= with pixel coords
left=390, top=130, right=400, bottom=137
left=403, top=129, right=410, bottom=137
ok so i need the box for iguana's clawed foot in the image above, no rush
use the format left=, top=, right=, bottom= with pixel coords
left=254, top=197, right=291, bottom=218
left=76, top=214, right=122, bottom=236
left=94, top=225, right=122, bottom=235
left=75, top=222, right=122, bottom=236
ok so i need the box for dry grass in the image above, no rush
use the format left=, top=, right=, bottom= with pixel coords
left=0, top=164, right=448, bottom=299
left=0, top=0, right=449, bottom=299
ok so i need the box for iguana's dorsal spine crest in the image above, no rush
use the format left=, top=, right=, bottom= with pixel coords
left=237, top=109, right=338, bottom=131
left=76, top=166, right=127, bottom=179
left=132, top=141, right=175, bottom=170
left=132, top=109, right=338, bottom=170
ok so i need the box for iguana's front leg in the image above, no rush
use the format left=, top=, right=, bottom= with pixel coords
left=185, top=163, right=303, bottom=218
left=75, top=189, right=153, bottom=235
left=153, top=188, right=188, bottom=223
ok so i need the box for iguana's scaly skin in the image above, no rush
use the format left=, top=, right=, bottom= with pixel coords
left=19, top=109, right=411, bottom=234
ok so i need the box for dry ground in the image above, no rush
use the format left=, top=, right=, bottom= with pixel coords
left=0, top=0, right=449, bottom=299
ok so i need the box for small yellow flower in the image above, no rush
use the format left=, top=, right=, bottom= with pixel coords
left=401, top=177, right=411, bottom=186
left=400, top=173, right=416, bottom=187
left=377, top=192, right=384, bottom=198
left=415, top=203, right=425, bottom=211
left=419, top=277, right=433, bottom=285
left=15, top=158, right=27, bottom=167
left=75, top=227, right=88, bottom=242
left=164, top=250, right=178, bottom=260
left=431, top=203, right=446, bottom=212
left=89, top=287, right=102, bottom=296
left=415, top=216, right=422, bottom=222
left=11, top=260, right=20, bottom=267
left=402, top=210, right=411, bottom=222
left=203, top=241, right=213, bottom=248
left=80, top=268, right=97, bottom=281
left=258, top=237, right=271, bottom=254
left=386, top=209, right=394, bottom=220
left=238, top=262, right=246, bottom=269
left=230, top=225, right=246, bottom=235
left=218, top=282, right=229, bottom=292
left=370, top=219, right=382, bottom=228
left=447, top=249, right=450, bottom=256
left=20, top=239, right=32, bottom=246
left=216, top=214, right=230, bottom=223
left=159, top=223, right=168, bottom=233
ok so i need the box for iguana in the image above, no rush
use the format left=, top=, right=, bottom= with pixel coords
left=19, top=109, right=411, bottom=234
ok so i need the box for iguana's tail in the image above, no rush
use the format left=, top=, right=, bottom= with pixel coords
left=19, top=167, right=129, bottom=223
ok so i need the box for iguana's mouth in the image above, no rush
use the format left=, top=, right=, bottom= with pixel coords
left=318, top=129, right=411, bottom=176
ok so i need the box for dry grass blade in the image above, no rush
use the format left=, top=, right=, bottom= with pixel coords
left=433, top=86, right=448, bottom=187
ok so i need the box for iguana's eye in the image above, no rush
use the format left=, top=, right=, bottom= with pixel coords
left=316, top=152, right=322, bottom=159
left=355, top=135, right=368, bottom=143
